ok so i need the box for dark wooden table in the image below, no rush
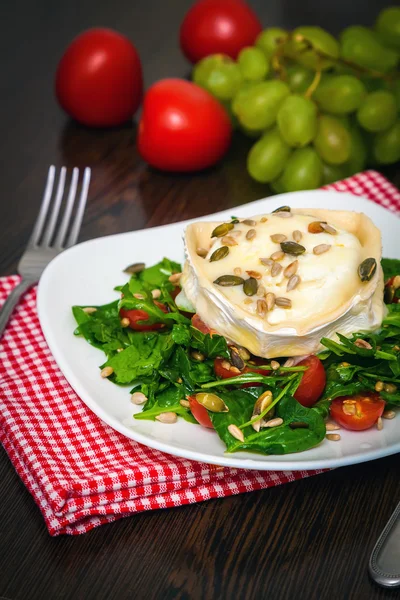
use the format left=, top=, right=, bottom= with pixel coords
left=1, top=1, right=399, bottom=599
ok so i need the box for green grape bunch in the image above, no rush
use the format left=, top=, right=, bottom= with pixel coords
left=191, top=6, right=400, bottom=194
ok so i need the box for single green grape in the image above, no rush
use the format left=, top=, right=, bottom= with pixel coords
left=286, top=65, right=314, bottom=94
left=340, top=26, right=398, bottom=73
left=321, top=163, right=347, bottom=185
left=232, top=80, right=290, bottom=131
left=277, top=95, right=317, bottom=148
left=281, top=147, right=323, bottom=192
left=375, top=7, right=400, bottom=51
left=286, top=26, right=339, bottom=70
left=255, top=27, right=288, bottom=58
left=247, top=128, right=291, bottom=183
left=373, top=121, right=400, bottom=164
left=193, top=54, right=243, bottom=101
left=357, top=90, right=397, bottom=133
left=343, top=125, right=367, bottom=175
left=314, top=115, right=351, bottom=164
left=313, top=75, right=366, bottom=115
left=238, top=47, right=269, bottom=82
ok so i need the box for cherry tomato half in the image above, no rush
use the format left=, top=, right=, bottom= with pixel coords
left=188, top=395, right=214, bottom=428
left=137, top=79, right=232, bottom=172
left=191, top=314, right=218, bottom=336
left=119, top=301, right=168, bottom=331
left=180, top=0, right=262, bottom=63
left=330, top=393, right=385, bottom=431
left=55, top=28, right=143, bottom=127
left=293, top=356, right=326, bottom=407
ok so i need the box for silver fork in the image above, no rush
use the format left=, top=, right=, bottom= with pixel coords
left=0, top=165, right=91, bottom=338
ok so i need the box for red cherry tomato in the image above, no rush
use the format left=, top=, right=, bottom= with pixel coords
left=330, top=394, right=385, bottom=431
left=180, top=0, right=262, bottom=63
left=191, top=314, right=214, bottom=335
left=293, top=356, right=326, bottom=407
left=137, top=79, right=232, bottom=172
left=55, top=28, right=143, bottom=127
left=119, top=301, right=167, bottom=331
left=188, top=395, right=214, bottom=428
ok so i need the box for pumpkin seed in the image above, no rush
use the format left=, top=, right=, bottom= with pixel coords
left=260, top=257, right=274, bottom=267
left=266, top=292, right=275, bottom=311
left=214, top=275, right=245, bottom=286
left=231, top=218, right=240, bottom=224
left=270, top=233, right=287, bottom=243
left=320, top=222, right=337, bottom=235
left=289, top=421, right=309, bottom=429
left=257, top=299, right=267, bottom=317
left=313, top=244, right=331, bottom=255
left=272, top=205, right=291, bottom=213
left=308, top=221, right=325, bottom=234
left=271, top=250, right=284, bottom=261
left=280, top=241, right=306, bottom=256
left=243, top=219, right=256, bottom=226
left=191, top=350, right=205, bottom=362
left=230, top=347, right=245, bottom=371
left=275, top=297, right=292, bottom=308
left=287, top=274, right=301, bottom=292
left=222, top=235, right=238, bottom=246
left=124, top=262, right=145, bottom=274
left=246, top=270, right=262, bottom=279
left=243, top=277, right=258, bottom=296
left=292, top=230, right=302, bottom=242
left=246, top=228, right=256, bottom=240
left=358, top=257, right=377, bottom=282
left=237, top=346, right=251, bottom=361
left=211, top=222, right=234, bottom=238
left=210, top=246, right=229, bottom=262
left=271, top=262, right=282, bottom=277
left=283, top=260, right=298, bottom=278
left=385, top=286, right=395, bottom=303
left=384, top=383, right=397, bottom=394
left=196, top=247, right=208, bottom=258
left=228, top=424, right=244, bottom=442
left=195, top=393, right=229, bottom=413
left=251, top=390, right=273, bottom=431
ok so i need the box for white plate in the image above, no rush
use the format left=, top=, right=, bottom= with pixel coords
left=37, top=190, right=400, bottom=471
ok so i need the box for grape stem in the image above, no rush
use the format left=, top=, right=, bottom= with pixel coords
left=305, top=60, right=322, bottom=98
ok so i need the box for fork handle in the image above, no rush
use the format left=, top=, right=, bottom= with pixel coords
left=0, top=278, right=36, bottom=339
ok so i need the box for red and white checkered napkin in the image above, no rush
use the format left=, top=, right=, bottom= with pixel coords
left=1, top=171, right=399, bottom=536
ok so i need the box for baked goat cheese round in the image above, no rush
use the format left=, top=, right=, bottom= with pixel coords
left=181, top=208, right=384, bottom=358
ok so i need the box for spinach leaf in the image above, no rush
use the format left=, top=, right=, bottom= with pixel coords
left=136, top=258, right=181, bottom=288
left=189, top=326, right=230, bottom=359
left=134, top=384, right=197, bottom=423
left=171, top=324, right=191, bottom=345
left=119, top=283, right=190, bottom=327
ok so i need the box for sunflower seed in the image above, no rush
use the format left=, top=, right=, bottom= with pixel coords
left=211, top=222, right=234, bottom=238
left=270, top=360, right=280, bottom=370
left=222, top=235, right=238, bottom=246
left=313, top=244, right=331, bottom=255
left=283, top=357, right=295, bottom=367
left=169, top=272, right=182, bottom=283
left=264, top=417, right=283, bottom=428
left=252, top=390, right=273, bottom=431
left=82, top=307, right=97, bottom=314
left=180, top=399, right=190, bottom=408
left=124, top=262, right=145, bottom=274
left=246, top=228, right=256, bottom=240
left=271, top=250, right=284, bottom=261
left=243, top=298, right=253, bottom=305
left=243, top=277, right=258, bottom=296
left=221, top=360, right=232, bottom=370
left=272, top=205, right=291, bottom=213
left=246, top=270, right=262, bottom=279
left=326, top=433, right=341, bottom=441
left=281, top=241, right=306, bottom=255
left=343, top=401, right=356, bottom=416
left=283, top=260, right=298, bottom=278
left=358, top=258, right=377, bottom=282
left=308, top=221, right=325, bottom=234
left=393, top=275, right=400, bottom=289
left=133, top=293, right=145, bottom=299
left=383, top=410, right=396, bottom=419
left=230, top=348, right=245, bottom=370
left=228, top=424, right=244, bottom=442
left=375, top=380, right=384, bottom=392
left=256, top=284, right=266, bottom=297
left=100, top=366, right=114, bottom=378
left=326, top=422, right=340, bottom=431
left=275, top=297, right=292, bottom=308
left=321, top=222, right=337, bottom=235
left=271, top=262, right=283, bottom=277
left=120, top=317, right=130, bottom=327
left=376, top=417, right=383, bottom=430
left=257, top=299, right=267, bottom=317
left=384, top=383, right=397, bottom=393
left=214, top=275, right=245, bottom=286
left=196, top=247, right=209, bottom=258
left=292, top=230, right=302, bottom=242
left=234, top=267, right=242, bottom=276
left=354, top=338, right=372, bottom=350
left=289, top=421, right=309, bottom=429
left=210, top=246, right=229, bottom=262
left=156, top=412, right=178, bottom=424
left=260, top=216, right=268, bottom=223
left=270, top=233, right=287, bottom=243
left=195, top=392, right=229, bottom=413
left=152, top=289, right=161, bottom=299
left=287, top=274, right=301, bottom=292
left=131, top=392, right=148, bottom=405
left=230, top=366, right=241, bottom=374
left=191, top=350, right=205, bottom=361
left=266, top=292, right=275, bottom=311
left=260, top=257, right=274, bottom=267
left=243, top=219, right=256, bottom=226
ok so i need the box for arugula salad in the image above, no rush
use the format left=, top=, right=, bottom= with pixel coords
left=72, top=256, right=400, bottom=456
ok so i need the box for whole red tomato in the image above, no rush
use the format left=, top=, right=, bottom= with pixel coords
left=137, top=79, right=232, bottom=172
left=180, top=0, right=262, bottom=63
left=55, top=28, right=143, bottom=127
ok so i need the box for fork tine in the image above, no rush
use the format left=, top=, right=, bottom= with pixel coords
left=66, top=167, right=91, bottom=247
left=42, top=167, right=67, bottom=246
left=29, top=166, right=56, bottom=246
left=54, top=167, right=79, bottom=248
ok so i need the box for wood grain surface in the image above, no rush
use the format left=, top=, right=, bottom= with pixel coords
left=1, top=1, right=399, bottom=599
